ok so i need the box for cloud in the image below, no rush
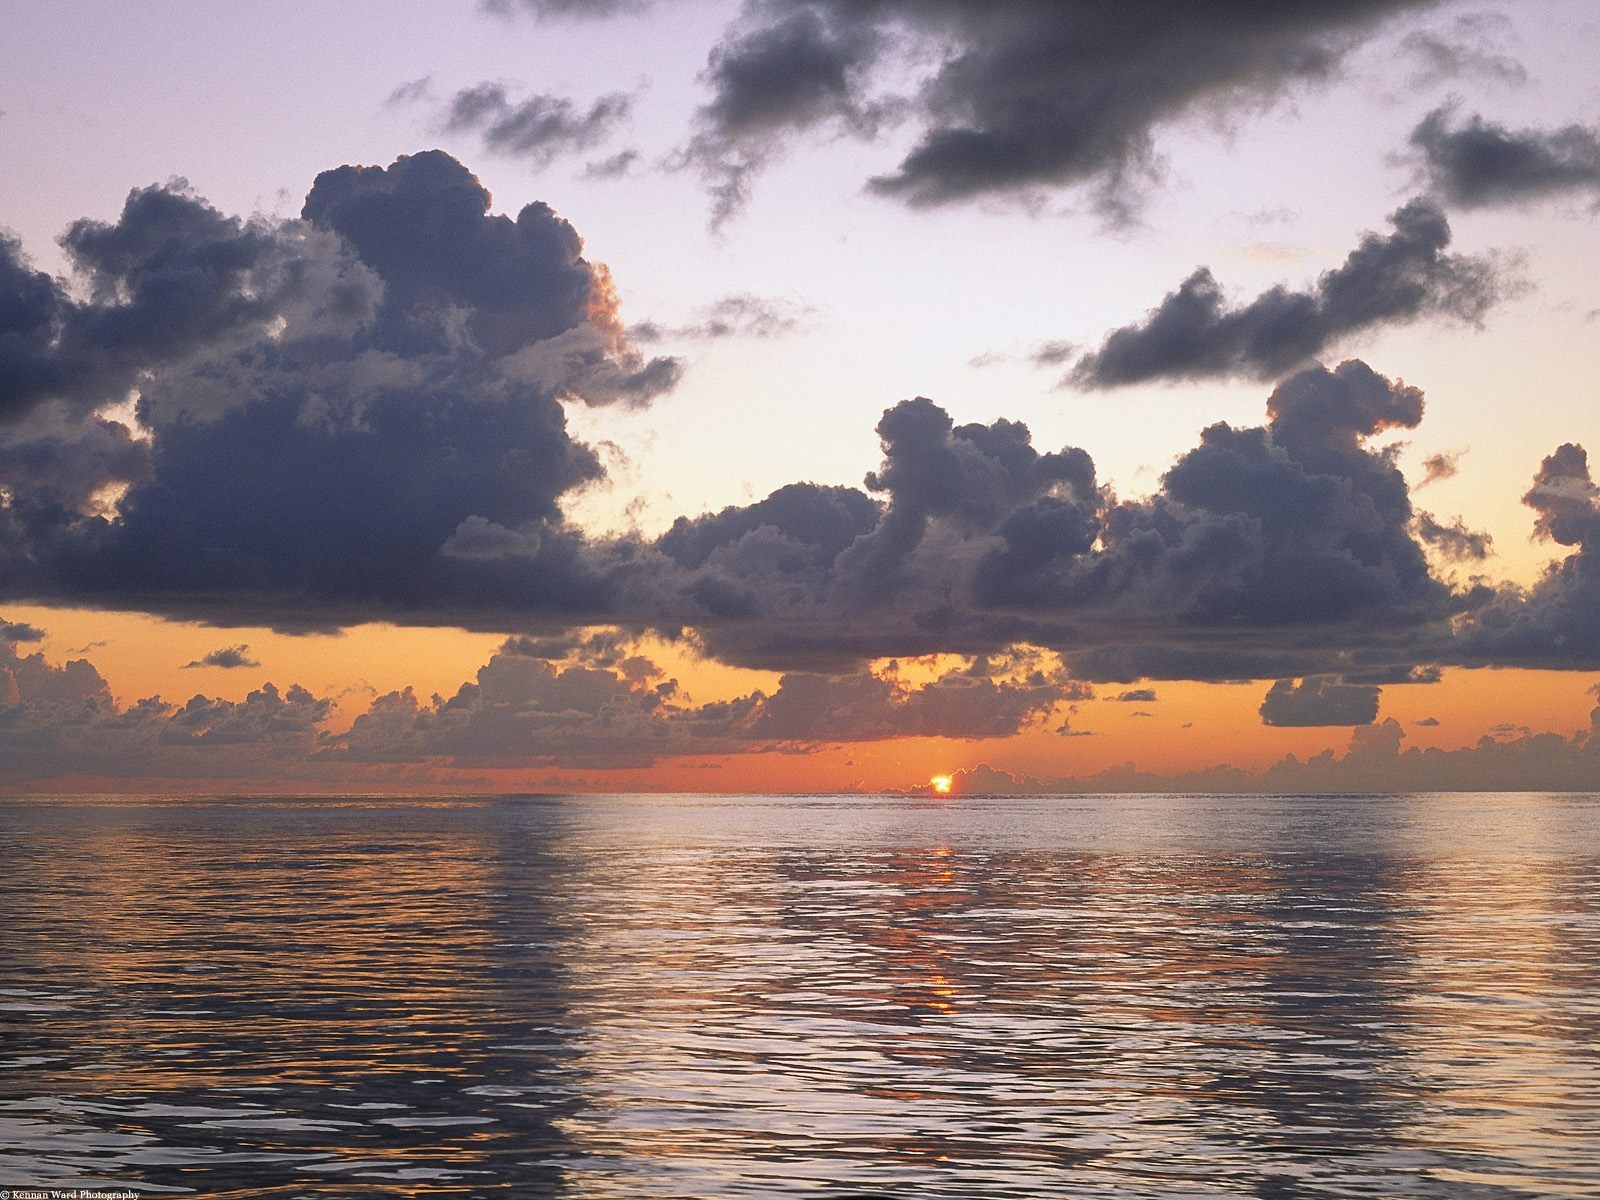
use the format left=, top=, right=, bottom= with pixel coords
left=1400, top=14, right=1526, bottom=89
left=440, top=83, right=634, bottom=168
left=681, top=7, right=893, bottom=228
left=1, top=617, right=45, bottom=643
left=1069, top=201, right=1505, bottom=387
left=632, top=294, right=817, bottom=343
left=938, top=701, right=1600, bottom=793
left=1, top=187, right=378, bottom=426
left=649, top=360, right=1473, bottom=689
left=1410, top=105, right=1600, bottom=209
left=1, top=151, right=680, bottom=629
left=1113, top=688, right=1157, bottom=703
left=184, top=644, right=261, bottom=670
left=1418, top=448, right=1463, bottom=487
left=1259, top=676, right=1381, bottom=726
left=1414, top=511, right=1491, bottom=562
left=5, top=182, right=1597, bottom=702
left=584, top=150, right=640, bottom=179
left=682, top=0, right=1435, bottom=223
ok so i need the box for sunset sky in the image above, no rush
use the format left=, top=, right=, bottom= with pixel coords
left=3, top=0, right=1599, bottom=793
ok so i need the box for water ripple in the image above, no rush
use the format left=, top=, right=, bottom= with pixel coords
left=0, top=793, right=1597, bottom=1197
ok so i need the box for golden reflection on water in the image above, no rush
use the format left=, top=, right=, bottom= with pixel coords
left=0, top=793, right=1598, bottom=1197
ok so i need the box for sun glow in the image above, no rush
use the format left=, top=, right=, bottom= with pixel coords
left=931, top=775, right=953, bottom=794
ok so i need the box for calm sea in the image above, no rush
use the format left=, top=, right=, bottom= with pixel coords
left=1, top=793, right=1597, bottom=1198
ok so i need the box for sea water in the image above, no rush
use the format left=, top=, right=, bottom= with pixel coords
left=1, top=792, right=1597, bottom=1197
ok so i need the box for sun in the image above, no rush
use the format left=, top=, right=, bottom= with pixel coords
left=930, top=775, right=953, bottom=794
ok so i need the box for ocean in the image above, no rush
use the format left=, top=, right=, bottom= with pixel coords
left=1, top=792, right=1597, bottom=1197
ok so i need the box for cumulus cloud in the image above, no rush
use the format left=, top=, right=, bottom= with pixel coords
left=1069, top=201, right=1505, bottom=387
left=1, top=151, right=680, bottom=629
left=0, top=617, right=45, bottom=643
left=680, top=7, right=894, bottom=227
left=184, top=645, right=261, bottom=670
left=1451, top=444, right=1600, bottom=670
left=1, top=188, right=377, bottom=425
left=1259, top=676, right=1381, bottom=726
left=1410, top=105, right=1600, bottom=209
left=677, top=0, right=1435, bottom=223
left=440, top=83, right=634, bottom=168
left=1114, top=688, right=1157, bottom=703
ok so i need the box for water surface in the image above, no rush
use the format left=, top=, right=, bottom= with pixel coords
left=2, top=792, right=1598, bottom=1197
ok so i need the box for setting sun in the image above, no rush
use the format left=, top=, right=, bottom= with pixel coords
left=931, top=776, right=953, bottom=794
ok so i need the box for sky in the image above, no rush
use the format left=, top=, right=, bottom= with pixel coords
left=2, top=0, right=1599, bottom=795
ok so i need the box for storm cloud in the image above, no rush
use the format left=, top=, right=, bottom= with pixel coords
left=1069, top=201, right=1504, bottom=387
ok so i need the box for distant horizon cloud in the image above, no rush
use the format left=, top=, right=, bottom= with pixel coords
left=926, top=699, right=1600, bottom=795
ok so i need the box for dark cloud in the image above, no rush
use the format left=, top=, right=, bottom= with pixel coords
left=647, top=361, right=1465, bottom=683
left=1259, top=676, right=1381, bottom=726
left=1, top=617, right=45, bottom=643
left=683, top=7, right=893, bottom=227
left=2, top=187, right=377, bottom=426
left=1415, top=511, right=1491, bottom=562
left=1410, top=105, right=1600, bottom=209
left=2, top=151, right=680, bottom=629
left=184, top=645, right=262, bottom=670
left=1113, top=688, right=1157, bottom=703
left=3, top=167, right=1594, bottom=701
left=1414, top=715, right=1440, bottom=726
left=1069, top=201, right=1504, bottom=387
left=442, top=83, right=634, bottom=168
left=1451, top=444, right=1600, bottom=670
left=685, top=0, right=1436, bottom=222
